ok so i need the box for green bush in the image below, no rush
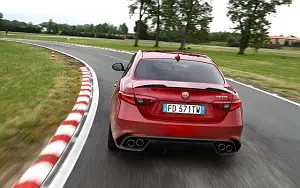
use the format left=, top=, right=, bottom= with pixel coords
left=291, top=42, right=300, bottom=47
left=284, top=40, right=289, bottom=46
left=126, top=35, right=134, bottom=39
left=262, top=43, right=282, bottom=49
left=227, top=37, right=240, bottom=47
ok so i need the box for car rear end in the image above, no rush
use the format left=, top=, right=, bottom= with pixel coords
left=111, top=53, right=243, bottom=155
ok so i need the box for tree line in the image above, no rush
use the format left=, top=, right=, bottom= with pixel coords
left=130, top=0, right=293, bottom=54
left=0, top=14, right=41, bottom=33
left=0, top=14, right=130, bottom=40
left=40, top=19, right=129, bottom=36
left=0, top=12, right=240, bottom=45
left=0, top=0, right=294, bottom=54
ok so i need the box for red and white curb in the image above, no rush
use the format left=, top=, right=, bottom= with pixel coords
left=13, top=66, right=93, bottom=188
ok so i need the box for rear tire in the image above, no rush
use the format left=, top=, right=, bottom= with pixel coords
left=108, top=123, right=118, bottom=150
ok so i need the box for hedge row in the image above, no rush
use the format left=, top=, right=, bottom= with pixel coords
left=59, top=31, right=132, bottom=40
left=4, top=26, right=41, bottom=33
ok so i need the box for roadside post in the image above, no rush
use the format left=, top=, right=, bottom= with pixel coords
left=51, top=50, right=55, bottom=60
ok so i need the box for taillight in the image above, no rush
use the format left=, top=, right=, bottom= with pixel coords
left=212, top=100, right=242, bottom=111
left=135, top=95, right=157, bottom=105
left=118, top=92, right=157, bottom=105
left=118, top=92, right=136, bottom=105
left=230, top=100, right=242, bottom=111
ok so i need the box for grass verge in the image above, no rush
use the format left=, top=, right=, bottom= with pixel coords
left=1, top=34, right=300, bottom=103
left=282, top=46, right=300, bottom=51
left=0, top=41, right=82, bottom=187
left=201, top=41, right=227, bottom=47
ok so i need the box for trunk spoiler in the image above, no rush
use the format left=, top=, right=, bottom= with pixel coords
left=133, top=80, right=233, bottom=94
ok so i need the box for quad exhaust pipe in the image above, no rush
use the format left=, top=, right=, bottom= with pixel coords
left=123, top=137, right=148, bottom=150
left=226, top=145, right=233, bottom=152
left=123, top=137, right=237, bottom=154
left=218, top=143, right=225, bottom=151
left=214, top=141, right=236, bottom=155
left=136, top=139, right=145, bottom=147
left=127, top=139, right=135, bottom=147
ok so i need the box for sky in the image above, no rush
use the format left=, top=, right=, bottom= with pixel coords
left=1, top=0, right=300, bottom=37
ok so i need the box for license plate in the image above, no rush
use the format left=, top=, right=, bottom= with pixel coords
left=163, top=104, right=205, bottom=115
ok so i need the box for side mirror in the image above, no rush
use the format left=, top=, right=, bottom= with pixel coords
left=112, top=63, right=125, bottom=71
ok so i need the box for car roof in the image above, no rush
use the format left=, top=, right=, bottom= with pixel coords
left=141, top=50, right=215, bottom=64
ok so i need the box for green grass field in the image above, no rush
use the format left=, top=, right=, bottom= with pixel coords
left=1, top=34, right=300, bottom=102
left=0, top=31, right=62, bottom=37
left=282, top=46, right=300, bottom=51
left=0, top=41, right=82, bottom=186
left=201, top=41, right=227, bottom=47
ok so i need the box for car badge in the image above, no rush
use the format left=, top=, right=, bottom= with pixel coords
left=181, top=92, right=190, bottom=100
left=216, top=95, right=228, bottom=98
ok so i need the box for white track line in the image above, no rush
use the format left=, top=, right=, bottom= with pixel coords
left=226, top=78, right=300, bottom=107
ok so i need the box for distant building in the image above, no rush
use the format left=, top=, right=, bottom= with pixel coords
left=268, top=36, right=300, bottom=46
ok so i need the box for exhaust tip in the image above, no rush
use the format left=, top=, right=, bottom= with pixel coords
left=218, top=143, right=226, bottom=151
left=127, top=139, right=135, bottom=147
left=226, top=145, right=233, bottom=152
left=136, top=139, right=145, bottom=147
left=213, top=140, right=237, bottom=155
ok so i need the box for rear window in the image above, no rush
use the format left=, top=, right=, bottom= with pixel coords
left=135, top=59, right=224, bottom=84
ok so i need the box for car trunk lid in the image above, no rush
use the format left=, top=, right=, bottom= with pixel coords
left=132, top=80, right=234, bottom=123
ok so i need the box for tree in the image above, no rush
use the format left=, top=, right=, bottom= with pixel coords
left=147, top=0, right=162, bottom=47
left=284, top=39, right=289, bottom=46
left=188, top=28, right=209, bottom=43
left=129, top=0, right=151, bottom=46
left=134, top=20, right=149, bottom=39
left=250, top=20, right=269, bottom=52
left=161, top=0, right=180, bottom=32
left=1, top=18, right=41, bottom=33
left=83, top=24, right=90, bottom=32
left=47, top=19, right=58, bottom=34
left=159, top=0, right=182, bottom=42
left=227, top=37, right=240, bottom=47
left=227, top=0, right=292, bottom=55
left=118, top=23, right=129, bottom=34
left=0, top=12, right=3, bottom=30
left=209, top=32, right=236, bottom=42
left=88, top=24, right=94, bottom=33
left=40, top=22, right=48, bottom=27
left=58, top=24, right=72, bottom=35
left=177, top=0, right=213, bottom=50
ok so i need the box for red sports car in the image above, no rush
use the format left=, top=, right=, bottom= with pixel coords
left=108, top=50, right=243, bottom=155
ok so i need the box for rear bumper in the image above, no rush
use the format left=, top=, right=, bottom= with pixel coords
left=111, top=101, right=243, bottom=153
left=116, top=135, right=241, bottom=155
left=113, top=111, right=243, bottom=141
left=114, top=118, right=243, bottom=140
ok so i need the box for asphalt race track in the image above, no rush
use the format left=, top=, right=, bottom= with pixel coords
left=15, top=40, right=300, bottom=188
